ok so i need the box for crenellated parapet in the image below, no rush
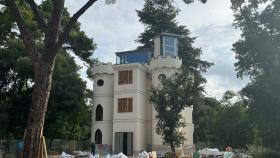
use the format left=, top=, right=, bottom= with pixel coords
left=149, top=56, right=182, bottom=70
left=93, top=62, right=114, bottom=76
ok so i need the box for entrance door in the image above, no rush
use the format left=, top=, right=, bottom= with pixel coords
left=115, top=132, right=133, bottom=156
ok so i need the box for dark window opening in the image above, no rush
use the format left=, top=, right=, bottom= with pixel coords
left=95, top=129, right=102, bottom=144
left=158, top=74, right=166, bottom=81
left=97, top=79, right=104, bottom=86
left=96, top=104, right=103, bottom=121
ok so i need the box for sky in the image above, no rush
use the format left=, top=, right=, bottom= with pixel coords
left=64, top=0, right=249, bottom=100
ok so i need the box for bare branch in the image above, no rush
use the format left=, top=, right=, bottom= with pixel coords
left=26, top=0, right=47, bottom=32
left=5, top=0, right=40, bottom=62
left=55, top=0, right=97, bottom=50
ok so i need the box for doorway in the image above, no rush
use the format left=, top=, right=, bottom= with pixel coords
left=115, top=132, right=133, bottom=156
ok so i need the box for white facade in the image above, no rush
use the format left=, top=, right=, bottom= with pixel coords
left=91, top=33, right=194, bottom=155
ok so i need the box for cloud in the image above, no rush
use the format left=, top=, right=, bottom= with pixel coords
left=64, top=0, right=145, bottom=90
left=64, top=0, right=249, bottom=98
left=192, top=24, right=249, bottom=99
left=65, top=0, right=145, bottom=63
left=176, top=0, right=235, bottom=29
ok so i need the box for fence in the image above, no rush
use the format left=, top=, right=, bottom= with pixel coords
left=0, top=139, right=91, bottom=158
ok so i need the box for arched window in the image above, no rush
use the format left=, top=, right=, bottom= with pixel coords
left=95, top=129, right=102, bottom=144
left=96, top=105, right=103, bottom=121
left=158, top=74, right=166, bottom=82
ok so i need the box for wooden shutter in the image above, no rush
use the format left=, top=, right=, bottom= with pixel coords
left=118, top=71, right=127, bottom=84
left=128, top=98, right=132, bottom=112
left=118, top=70, right=133, bottom=84
left=118, top=98, right=133, bottom=112
left=128, top=71, right=132, bottom=83
left=118, top=98, right=126, bottom=112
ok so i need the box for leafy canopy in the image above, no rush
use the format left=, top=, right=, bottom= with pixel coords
left=150, top=73, right=194, bottom=151
left=0, top=1, right=94, bottom=139
left=231, top=0, right=280, bottom=149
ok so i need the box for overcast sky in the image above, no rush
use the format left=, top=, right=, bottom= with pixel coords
left=64, top=0, right=249, bottom=99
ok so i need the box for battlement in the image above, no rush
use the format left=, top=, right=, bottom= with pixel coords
left=149, top=56, right=182, bottom=70
left=93, top=62, right=114, bottom=75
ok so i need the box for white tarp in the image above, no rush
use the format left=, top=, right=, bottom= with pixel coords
left=60, top=152, right=74, bottom=158
left=111, top=152, right=128, bottom=158
left=198, top=148, right=222, bottom=157
left=139, top=151, right=149, bottom=158
left=73, top=150, right=88, bottom=157
left=223, top=152, right=234, bottom=158
left=117, top=152, right=128, bottom=158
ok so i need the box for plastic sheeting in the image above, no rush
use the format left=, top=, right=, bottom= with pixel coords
left=223, top=152, right=234, bottom=158
left=60, top=152, right=74, bottom=158
left=111, top=152, right=128, bottom=158
left=138, top=151, right=149, bottom=158
left=198, top=148, right=222, bottom=157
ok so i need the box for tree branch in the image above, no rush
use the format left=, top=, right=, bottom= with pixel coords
left=55, top=0, right=97, bottom=50
left=43, top=0, right=64, bottom=60
left=26, top=0, right=47, bottom=32
left=5, top=0, right=40, bottom=62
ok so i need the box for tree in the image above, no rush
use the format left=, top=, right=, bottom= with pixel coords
left=192, top=97, right=219, bottom=145
left=0, top=48, right=92, bottom=140
left=231, top=0, right=280, bottom=150
left=0, top=1, right=94, bottom=140
left=0, top=0, right=98, bottom=156
left=45, top=52, right=92, bottom=140
left=136, top=0, right=212, bottom=143
left=150, top=72, right=193, bottom=152
left=208, top=91, right=251, bottom=149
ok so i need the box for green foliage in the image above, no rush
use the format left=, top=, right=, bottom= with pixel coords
left=45, top=52, right=92, bottom=140
left=136, top=0, right=212, bottom=145
left=192, top=97, right=219, bottom=143
left=150, top=72, right=193, bottom=151
left=232, top=0, right=280, bottom=150
left=210, top=94, right=251, bottom=148
left=0, top=1, right=94, bottom=139
left=194, top=91, right=253, bottom=149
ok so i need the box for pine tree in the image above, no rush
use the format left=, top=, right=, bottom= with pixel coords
left=137, top=0, right=213, bottom=143
left=1, top=0, right=97, bottom=156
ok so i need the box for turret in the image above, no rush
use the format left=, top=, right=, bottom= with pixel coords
left=149, top=33, right=182, bottom=86
left=149, top=33, right=183, bottom=145
left=91, top=63, right=114, bottom=147
left=153, top=32, right=180, bottom=58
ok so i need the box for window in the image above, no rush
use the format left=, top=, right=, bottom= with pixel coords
left=96, top=104, right=103, bottom=121
left=118, top=98, right=133, bottom=112
left=158, top=74, right=166, bottom=81
left=116, top=51, right=152, bottom=64
left=156, top=127, right=162, bottom=135
left=97, top=79, right=104, bottom=87
left=118, top=70, right=133, bottom=85
left=162, top=36, right=178, bottom=57
left=95, top=129, right=102, bottom=144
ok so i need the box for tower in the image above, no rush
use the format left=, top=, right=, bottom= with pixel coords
left=149, top=33, right=183, bottom=147
left=149, top=33, right=194, bottom=152
left=92, top=63, right=114, bottom=150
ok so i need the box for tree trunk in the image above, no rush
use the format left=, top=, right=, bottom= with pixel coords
left=170, top=143, right=176, bottom=158
left=23, top=59, right=55, bottom=158
left=68, top=120, right=77, bottom=139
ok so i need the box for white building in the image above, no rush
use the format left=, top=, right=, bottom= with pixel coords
left=91, top=33, right=194, bottom=156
